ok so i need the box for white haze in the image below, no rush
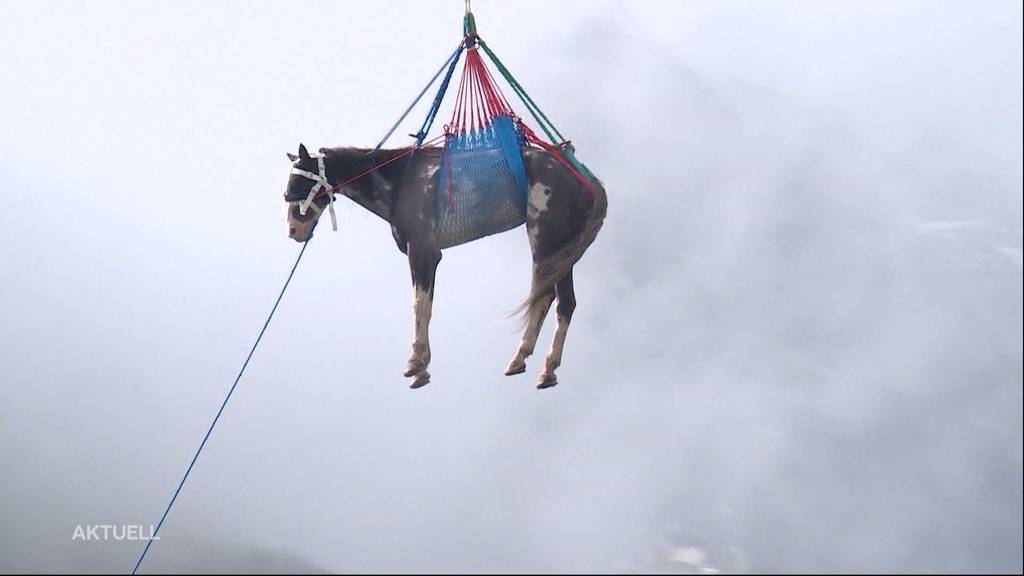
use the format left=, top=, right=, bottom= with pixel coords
left=0, top=0, right=1021, bottom=573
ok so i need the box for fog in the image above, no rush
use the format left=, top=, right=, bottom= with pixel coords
left=1, top=1, right=1020, bottom=573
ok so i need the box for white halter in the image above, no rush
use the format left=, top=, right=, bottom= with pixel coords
left=289, top=153, right=337, bottom=231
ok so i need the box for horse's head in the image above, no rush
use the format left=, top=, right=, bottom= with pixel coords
left=284, top=143, right=333, bottom=242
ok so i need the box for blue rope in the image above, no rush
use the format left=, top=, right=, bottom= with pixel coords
left=133, top=40, right=464, bottom=576
left=414, top=43, right=464, bottom=145
left=372, top=42, right=464, bottom=153
left=131, top=238, right=311, bottom=575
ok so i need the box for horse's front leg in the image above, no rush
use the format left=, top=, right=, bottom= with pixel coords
left=403, top=244, right=442, bottom=388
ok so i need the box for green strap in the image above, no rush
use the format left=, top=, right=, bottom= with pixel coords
left=477, top=38, right=595, bottom=182
left=478, top=40, right=565, bottom=144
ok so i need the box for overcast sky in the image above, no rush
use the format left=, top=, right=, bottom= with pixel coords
left=1, top=1, right=1021, bottom=573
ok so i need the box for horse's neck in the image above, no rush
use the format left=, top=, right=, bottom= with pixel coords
left=323, top=148, right=408, bottom=222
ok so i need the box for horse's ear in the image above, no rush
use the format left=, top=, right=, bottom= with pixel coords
left=287, top=152, right=299, bottom=162
left=298, top=143, right=310, bottom=161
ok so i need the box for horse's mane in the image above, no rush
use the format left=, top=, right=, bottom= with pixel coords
left=320, top=145, right=443, bottom=161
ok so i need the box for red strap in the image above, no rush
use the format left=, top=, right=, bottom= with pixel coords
left=519, top=123, right=595, bottom=201
left=310, top=134, right=447, bottom=203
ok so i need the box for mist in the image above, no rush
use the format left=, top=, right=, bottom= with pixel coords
left=1, top=1, right=1020, bottom=573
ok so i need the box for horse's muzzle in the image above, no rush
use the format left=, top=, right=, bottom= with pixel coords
left=288, top=220, right=314, bottom=242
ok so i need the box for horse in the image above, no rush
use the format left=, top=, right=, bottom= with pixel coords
left=283, top=142, right=607, bottom=389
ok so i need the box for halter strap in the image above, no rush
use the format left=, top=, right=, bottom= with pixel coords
left=289, top=153, right=337, bottom=231
left=290, top=154, right=327, bottom=215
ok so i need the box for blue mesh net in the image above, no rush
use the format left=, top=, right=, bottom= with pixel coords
left=435, top=114, right=528, bottom=248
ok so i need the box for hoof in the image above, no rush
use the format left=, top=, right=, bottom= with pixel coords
left=403, top=359, right=426, bottom=377
left=410, top=370, right=431, bottom=389
left=537, top=373, right=558, bottom=389
left=505, top=359, right=527, bottom=376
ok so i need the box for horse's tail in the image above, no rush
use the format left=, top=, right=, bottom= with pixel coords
left=515, top=178, right=608, bottom=320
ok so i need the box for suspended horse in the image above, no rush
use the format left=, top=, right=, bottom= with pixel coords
left=282, top=14, right=607, bottom=389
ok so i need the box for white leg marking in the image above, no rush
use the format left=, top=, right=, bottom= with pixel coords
left=520, top=296, right=553, bottom=356
left=506, top=294, right=553, bottom=376
left=413, top=286, right=432, bottom=361
left=405, top=287, right=433, bottom=376
left=541, top=313, right=570, bottom=382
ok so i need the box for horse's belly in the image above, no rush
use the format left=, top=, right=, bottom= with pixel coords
left=434, top=190, right=526, bottom=249
left=433, top=132, right=528, bottom=249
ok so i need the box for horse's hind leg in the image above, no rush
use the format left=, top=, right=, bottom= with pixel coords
left=505, top=278, right=555, bottom=376
left=538, top=268, right=576, bottom=389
